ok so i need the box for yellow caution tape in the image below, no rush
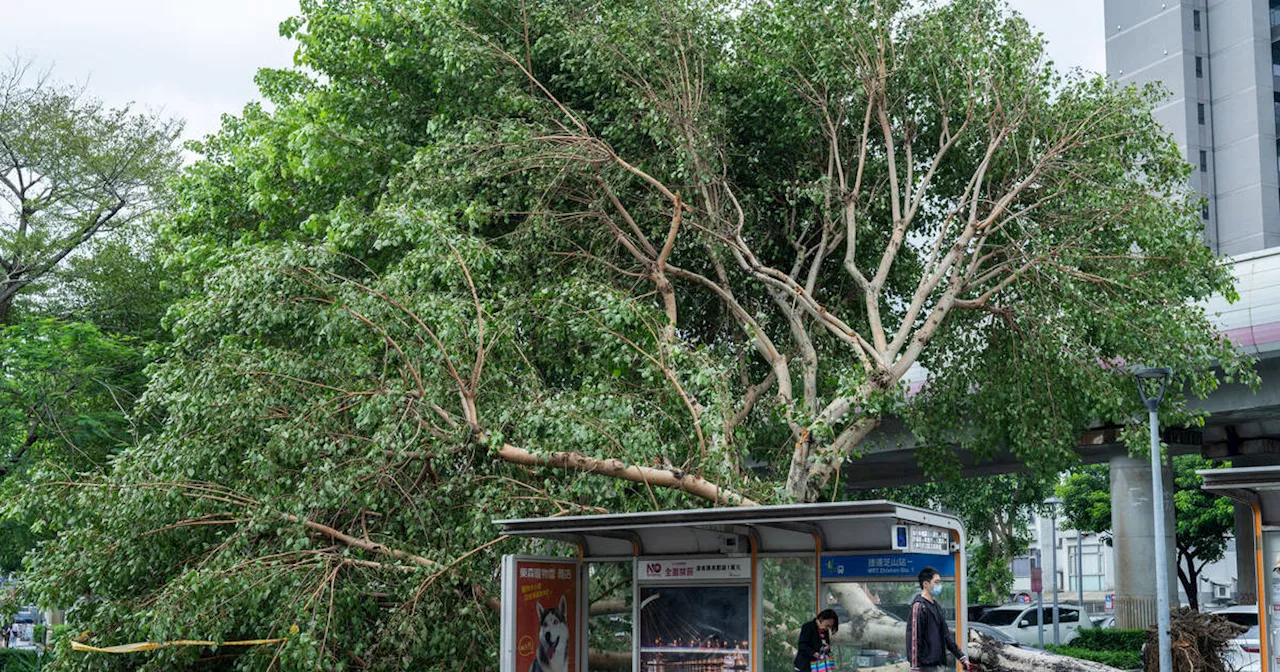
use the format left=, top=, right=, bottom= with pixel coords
left=71, top=638, right=287, bottom=654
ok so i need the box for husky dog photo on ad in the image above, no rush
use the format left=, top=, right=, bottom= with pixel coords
left=530, top=595, right=570, bottom=672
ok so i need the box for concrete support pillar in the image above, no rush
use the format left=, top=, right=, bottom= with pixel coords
left=1110, top=455, right=1178, bottom=628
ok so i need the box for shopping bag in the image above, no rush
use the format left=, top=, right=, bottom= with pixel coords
left=812, top=654, right=835, bottom=672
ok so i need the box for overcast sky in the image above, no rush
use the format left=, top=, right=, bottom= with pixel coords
left=1, top=0, right=1106, bottom=144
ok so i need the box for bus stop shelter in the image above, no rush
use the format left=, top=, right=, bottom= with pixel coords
left=1201, top=466, right=1280, bottom=672
left=494, top=500, right=966, bottom=672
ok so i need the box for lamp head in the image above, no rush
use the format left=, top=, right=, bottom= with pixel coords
left=1045, top=496, right=1063, bottom=506
left=1133, top=366, right=1171, bottom=409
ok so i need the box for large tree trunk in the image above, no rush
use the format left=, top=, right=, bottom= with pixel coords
left=588, top=650, right=630, bottom=670
left=1177, top=557, right=1200, bottom=612
left=827, top=583, right=915, bottom=651
left=967, top=632, right=1126, bottom=672
left=824, top=585, right=1124, bottom=672
left=583, top=606, right=1126, bottom=672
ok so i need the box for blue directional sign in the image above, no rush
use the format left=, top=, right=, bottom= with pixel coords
left=821, top=553, right=955, bottom=580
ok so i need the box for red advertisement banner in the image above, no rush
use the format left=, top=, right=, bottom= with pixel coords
left=515, top=560, right=577, bottom=672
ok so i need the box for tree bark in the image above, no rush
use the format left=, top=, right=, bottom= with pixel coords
left=1177, top=556, right=1200, bottom=612
left=495, top=440, right=757, bottom=506
left=967, top=631, right=1125, bottom=672
left=588, top=650, right=630, bottom=670
left=827, top=583, right=914, bottom=651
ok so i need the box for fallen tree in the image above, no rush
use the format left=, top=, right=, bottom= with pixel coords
left=828, top=584, right=1126, bottom=672
left=967, top=631, right=1126, bottom=672
left=4, top=0, right=1250, bottom=669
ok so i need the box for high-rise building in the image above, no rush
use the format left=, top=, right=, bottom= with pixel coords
left=1105, top=0, right=1280, bottom=254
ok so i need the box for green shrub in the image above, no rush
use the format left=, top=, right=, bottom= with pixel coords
left=1073, top=628, right=1147, bottom=651
left=1046, top=644, right=1141, bottom=670
left=0, top=649, right=43, bottom=672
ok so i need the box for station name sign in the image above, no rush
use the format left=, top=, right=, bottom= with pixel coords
left=822, top=553, right=955, bottom=580
left=892, top=524, right=952, bottom=554
left=640, top=558, right=749, bottom=582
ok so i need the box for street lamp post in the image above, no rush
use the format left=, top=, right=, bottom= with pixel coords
left=1046, top=496, right=1063, bottom=646
left=1135, top=367, right=1173, bottom=672
left=1035, top=548, right=1044, bottom=649
left=1077, top=527, right=1085, bottom=618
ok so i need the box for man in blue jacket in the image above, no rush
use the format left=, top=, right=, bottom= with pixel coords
left=905, top=566, right=970, bottom=672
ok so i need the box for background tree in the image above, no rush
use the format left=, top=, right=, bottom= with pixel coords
left=1056, top=456, right=1235, bottom=610
left=0, top=319, right=145, bottom=482
left=1057, top=464, right=1114, bottom=543
left=859, top=473, right=1051, bottom=603
left=7, top=0, right=1250, bottom=669
left=0, top=58, right=182, bottom=323
left=21, top=220, right=183, bottom=341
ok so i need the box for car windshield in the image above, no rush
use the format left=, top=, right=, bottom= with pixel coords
left=979, top=610, right=1025, bottom=626
left=969, top=623, right=1017, bottom=644
left=1220, top=612, right=1259, bottom=627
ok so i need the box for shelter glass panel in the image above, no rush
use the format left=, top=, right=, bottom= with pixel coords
left=586, top=562, right=632, bottom=665
left=1265, top=530, right=1280, bottom=671
left=762, top=557, right=817, bottom=672
left=820, top=581, right=961, bottom=670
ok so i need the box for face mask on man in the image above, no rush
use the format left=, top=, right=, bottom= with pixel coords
left=931, top=583, right=944, bottom=596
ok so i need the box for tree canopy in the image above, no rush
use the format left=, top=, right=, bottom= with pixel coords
left=6, top=0, right=1252, bottom=669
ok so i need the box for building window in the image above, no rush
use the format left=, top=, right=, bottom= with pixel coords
left=1198, top=103, right=1206, bottom=124
left=1011, top=557, right=1033, bottom=578
left=1200, top=150, right=1208, bottom=171
left=1196, top=56, right=1203, bottom=78
left=1067, top=543, right=1106, bottom=592
left=1202, top=203, right=1211, bottom=219
left=1194, top=10, right=1201, bottom=31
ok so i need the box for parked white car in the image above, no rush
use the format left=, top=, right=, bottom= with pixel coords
left=975, top=604, right=1086, bottom=646
left=1214, top=605, right=1261, bottom=672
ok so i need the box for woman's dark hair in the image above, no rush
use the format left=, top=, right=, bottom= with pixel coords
left=917, top=566, right=940, bottom=589
left=817, top=608, right=839, bottom=632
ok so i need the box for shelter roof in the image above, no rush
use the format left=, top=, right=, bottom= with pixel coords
left=1199, top=466, right=1280, bottom=525
left=495, top=500, right=963, bottom=559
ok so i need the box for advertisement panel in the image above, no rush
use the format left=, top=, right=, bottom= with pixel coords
left=637, top=585, right=751, bottom=670
left=501, top=556, right=578, bottom=672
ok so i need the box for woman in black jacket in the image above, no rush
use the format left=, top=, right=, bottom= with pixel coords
left=794, top=608, right=838, bottom=671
